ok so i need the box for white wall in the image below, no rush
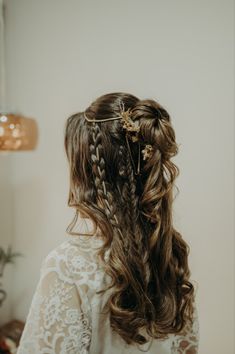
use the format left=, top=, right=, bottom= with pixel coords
left=3, top=0, right=234, bottom=353
left=0, top=1, right=14, bottom=324
left=0, top=153, right=14, bottom=324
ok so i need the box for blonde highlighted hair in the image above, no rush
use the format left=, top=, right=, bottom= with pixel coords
left=64, top=92, right=195, bottom=345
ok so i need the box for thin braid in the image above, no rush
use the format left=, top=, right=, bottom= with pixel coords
left=117, top=145, right=131, bottom=230
left=125, top=153, right=139, bottom=237
left=118, top=145, right=137, bottom=238
left=121, top=142, right=153, bottom=290
left=118, top=144, right=148, bottom=288
left=89, top=122, right=127, bottom=248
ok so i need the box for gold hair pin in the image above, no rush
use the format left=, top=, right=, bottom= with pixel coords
left=118, top=102, right=140, bottom=143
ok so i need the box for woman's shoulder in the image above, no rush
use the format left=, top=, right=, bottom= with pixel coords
left=40, top=234, right=107, bottom=291
left=43, top=233, right=104, bottom=261
left=17, top=235, right=97, bottom=354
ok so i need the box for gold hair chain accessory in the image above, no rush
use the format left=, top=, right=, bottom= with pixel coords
left=84, top=101, right=153, bottom=175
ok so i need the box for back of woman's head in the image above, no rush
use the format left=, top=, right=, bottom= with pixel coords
left=64, top=92, right=195, bottom=345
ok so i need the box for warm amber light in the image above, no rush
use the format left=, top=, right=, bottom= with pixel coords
left=0, top=113, right=38, bottom=151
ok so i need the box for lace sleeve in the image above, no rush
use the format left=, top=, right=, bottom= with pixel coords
left=171, top=300, right=200, bottom=353
left=17, top=246, right=92, bottom=354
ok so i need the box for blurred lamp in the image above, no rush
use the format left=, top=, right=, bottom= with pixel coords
left=0, top=0, right=38, bottom=152
left=0, top=113, right=38, bottom=151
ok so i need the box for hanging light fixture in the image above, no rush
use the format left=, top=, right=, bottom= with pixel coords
left=0, top=0, right=38, bottom=151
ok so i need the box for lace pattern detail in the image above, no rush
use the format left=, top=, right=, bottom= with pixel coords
left=17, top=235, right=99, bottom=354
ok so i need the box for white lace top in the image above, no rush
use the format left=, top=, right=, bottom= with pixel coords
left=17, top=234, right=199, bottom=354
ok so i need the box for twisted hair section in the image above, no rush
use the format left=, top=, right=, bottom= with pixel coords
left=64, top=92, right=196, bottom=346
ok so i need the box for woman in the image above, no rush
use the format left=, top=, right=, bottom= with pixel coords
left=17, top=92, right=199, bottom=353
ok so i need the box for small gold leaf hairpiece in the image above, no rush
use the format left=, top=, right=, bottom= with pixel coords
left=119, top=102, right=140, bottom=142
left=141, top=144, right=153, bottom=160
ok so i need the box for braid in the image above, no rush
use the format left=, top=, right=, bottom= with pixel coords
left=118, top=143, right=151, bottom=291
left=118, top=145, right=138, bottom=239
left=89, top=122, right=127, bottom=248
left=119, top=145, right=148, bottom=288
left=125, top=154, right=138, bottom=235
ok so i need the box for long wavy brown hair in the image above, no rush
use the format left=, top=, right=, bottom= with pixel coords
left=64, top=92, right=195, bottom=345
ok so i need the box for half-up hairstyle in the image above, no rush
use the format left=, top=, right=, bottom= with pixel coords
left=64, top=92, right=196, bottom=345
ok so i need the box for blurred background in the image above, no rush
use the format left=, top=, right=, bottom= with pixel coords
left=0, top=0, right=234, bottom=353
